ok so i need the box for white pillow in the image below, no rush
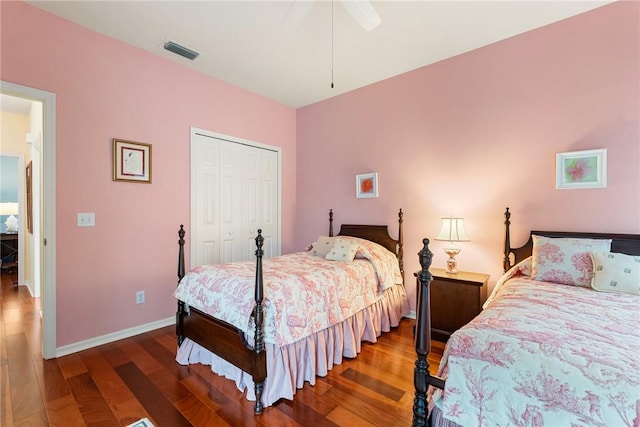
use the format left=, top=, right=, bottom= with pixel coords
left=590, top=252, right=640, bottom=295
left=310, top=236, right=336, bottom=257
left=531, top=235, right=611, bottom=287
left=326, top=239, right=359, bottom=262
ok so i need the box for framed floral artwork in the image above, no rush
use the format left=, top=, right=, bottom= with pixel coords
left=556, top=149, right=607, bottom=189
left=356, top=173, right=378, bottom=198
left=113, top=139, right=152, bottom=183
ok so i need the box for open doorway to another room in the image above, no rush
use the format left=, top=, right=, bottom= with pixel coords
left=1, top=82, right=56, bottom=359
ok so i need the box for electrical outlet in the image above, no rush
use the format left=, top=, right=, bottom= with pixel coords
left=136, top=291, right=145, bottom=304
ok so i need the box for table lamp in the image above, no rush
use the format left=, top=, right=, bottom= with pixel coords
left=435, top=217, right=469, bottom=274
left=0, top=202, right=19, bottom=233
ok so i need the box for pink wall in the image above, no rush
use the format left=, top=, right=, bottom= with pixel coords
left=1, top=1, right=638, bottom=347
left=1, top=2, right=296, bottom=346
left=296, top=1, right=640, bottom=309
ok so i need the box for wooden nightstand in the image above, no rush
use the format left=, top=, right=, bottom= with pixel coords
left=414, top=268, right=489, bottom=342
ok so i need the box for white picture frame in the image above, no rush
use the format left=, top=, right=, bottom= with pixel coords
left=356, top=173, right=379, bottom=198
left=556, top=148, right=607, bottom=189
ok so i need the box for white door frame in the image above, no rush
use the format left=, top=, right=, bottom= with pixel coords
left=1, top=81, right=57, bottom=359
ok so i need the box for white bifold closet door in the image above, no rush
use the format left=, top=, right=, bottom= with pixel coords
left=191, top=131, right=279, bottom=268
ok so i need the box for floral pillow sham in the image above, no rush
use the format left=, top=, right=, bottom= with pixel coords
left=531, top=235, right=611, bottom=287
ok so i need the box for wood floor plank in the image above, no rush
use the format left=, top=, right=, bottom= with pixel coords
left=12, top=409, right=49, bottom=427
left=4, top=318, right=25, bottom=336
left=6, top=333, right=38, bottom=387
left=57, top=353, right=88, bottom=380
left=275, top=399, right=340, bottom=427
left=174, top=394, right=230, bottom=427
left=117, top=340, right=165, bottom=376
left=98, top=343, right=131, bottom=368
left=1, top=364, right=14, bottom=427
left=215, top=400, right=270, bottom=427
left=320, top=383, right=406, bottom=427
left=44, top=393, right=86, bottom=427
left=154, top=328, right=181, bottom=354
left=147, top=367, right=192, bottom=404
left=79, top=348, right=151, bottom=424
left=326, top=405, right=377, bottom=427
left=133, top=333, right=190, bottom=380
left=10, top=379, right=45, bottom=421
left=67, top=372, right=120, bottom=427
left=38, top=358, right=71, bottom=403
left=320, top=365, right=410, bottom=414
left=282, top=377, right=337, bottom=416
left=109, top=397, right=154, bottom=427
left=340, top=367, right=405, bottom=402
left=79, top=349, right=133, bottom=406
left=320, top=362, right=415, bottom=426
left=180, top=373, right=226, bottom=412
left=115, top=362, right=191, bottom=427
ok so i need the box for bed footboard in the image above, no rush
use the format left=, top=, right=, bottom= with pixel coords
left=412, top=238, right=445, bottom=427
left=175, top=226, right=267, bottom=414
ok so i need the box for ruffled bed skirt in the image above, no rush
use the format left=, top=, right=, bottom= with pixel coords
left=176, top=284, right=409, bottom=407
left=430, top=405, right=463, bottom=427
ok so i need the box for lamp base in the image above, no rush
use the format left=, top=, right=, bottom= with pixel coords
left=443, top=246, right=461, bottom=274
left=4, top=214, right=18, bottom=233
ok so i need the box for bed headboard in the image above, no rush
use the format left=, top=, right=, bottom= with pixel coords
left=503, top=207, right=640, bottom=271
left=329, top=208, right=404, bottom=279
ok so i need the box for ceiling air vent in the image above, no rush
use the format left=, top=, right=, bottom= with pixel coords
left=163, top=41, right=199, bottom=60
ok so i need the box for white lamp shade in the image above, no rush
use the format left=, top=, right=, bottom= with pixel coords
left=0, top=202, right=19, bottom=216
left=435, top=217, right=469, bottom=242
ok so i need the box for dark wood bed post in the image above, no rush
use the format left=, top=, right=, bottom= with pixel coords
left=412, top=238, right=445, bottom=427
left=503, top=207, right=512, bottom=272
left=329, top=209, right=334, bottom=237
left=177, top=225, right=186, bottom=346
left=252, top=230, right=267, bottom=414
left=398, top=209, right=404, bottom=280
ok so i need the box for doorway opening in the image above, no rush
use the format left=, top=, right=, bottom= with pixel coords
left=1, top=81, right=57, bottom=359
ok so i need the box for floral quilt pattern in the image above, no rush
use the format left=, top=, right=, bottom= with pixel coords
left=433, top=261, right=640, bottom=427
left=174, top=237, right=403, bottom=347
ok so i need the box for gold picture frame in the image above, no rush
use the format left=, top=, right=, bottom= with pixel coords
left=113, top=139, right=152, bottom=183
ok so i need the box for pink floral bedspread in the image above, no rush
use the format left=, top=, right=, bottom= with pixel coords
left=174, top=237, right=403, bottom=347
left=433, top=259, right=640, bottom=427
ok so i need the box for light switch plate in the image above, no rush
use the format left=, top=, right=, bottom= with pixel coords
left=77, top=212, right=95, bottom=227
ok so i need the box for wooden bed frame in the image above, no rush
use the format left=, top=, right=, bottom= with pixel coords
left=176, top=208, right=404, bottom=414
left=411, top=207, right=640, bottom=427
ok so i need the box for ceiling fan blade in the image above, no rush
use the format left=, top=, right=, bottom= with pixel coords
left=341, top=0, right=381, bottom=31
left=278, top=0, right=314, bottom=32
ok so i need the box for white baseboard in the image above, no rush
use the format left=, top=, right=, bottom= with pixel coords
left=24, top=280, right=35, bottom=297
left=407, top=310, right=416, bottom=319
left=55, top=316, right=175, bottom=358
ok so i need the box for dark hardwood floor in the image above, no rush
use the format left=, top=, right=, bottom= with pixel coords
left=1, top=271, right=443, bottom=426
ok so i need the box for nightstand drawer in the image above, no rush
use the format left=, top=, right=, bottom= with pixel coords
left=415, top=268, right=489, bottom=342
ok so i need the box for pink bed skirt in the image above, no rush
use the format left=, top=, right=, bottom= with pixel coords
left=176, top=284, right=409, bottom=407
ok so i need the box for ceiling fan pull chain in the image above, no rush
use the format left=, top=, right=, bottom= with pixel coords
left=331, top=0, right=334, bottom=89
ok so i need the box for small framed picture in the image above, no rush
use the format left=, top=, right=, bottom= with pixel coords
left=556, top=148, right=606, bottom=189
left=113, top=139, right=152, bottom=183
left=356, top=173, right=378, bottom=198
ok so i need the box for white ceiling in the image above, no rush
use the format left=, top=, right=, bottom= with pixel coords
left=0, top=94, right=33, bottom=115
left=27, top=1, right=612, bottom=108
